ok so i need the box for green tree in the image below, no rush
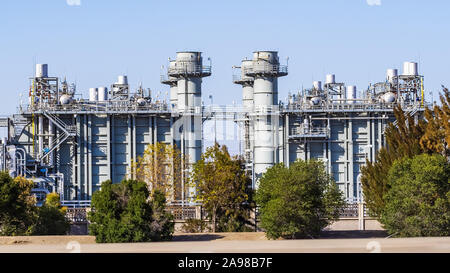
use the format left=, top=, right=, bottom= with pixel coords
left=88, top=179, right=174, bottom=243
left=361, top=106, right=427, bottom=217
left=33, top=193, right=70, bottom=235
left=380, top=154, right=450, bottom=237
left=0, top=173, right=37, bottom=236
left=148, top=190, right=175, bottom=241
left=192, top=143, right=253, bottom=233
left=255, top=159, right=345, bottom=239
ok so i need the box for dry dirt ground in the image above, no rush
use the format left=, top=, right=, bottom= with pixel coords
left=0, top=232, right=449, bottom=253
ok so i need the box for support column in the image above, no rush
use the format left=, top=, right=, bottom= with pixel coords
left=88, top=115, right=92, bottom=199
left=348, top=117, right=354, bottom=200
left=107, top=116, right=111, bottom=181
left=84, top=115, right=88, bottom=200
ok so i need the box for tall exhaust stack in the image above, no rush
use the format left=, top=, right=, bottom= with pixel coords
left=245, top=51, right=287, bottom=188
left=167, top=51, right=211, bottom=200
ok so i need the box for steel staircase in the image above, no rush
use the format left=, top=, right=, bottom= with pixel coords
left=40, top=111, right=76, bottom=161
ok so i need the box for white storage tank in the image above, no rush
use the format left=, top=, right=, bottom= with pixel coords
left=326, top=74, right=335, bottom=85
left=402, top=62, right=410, bottom=76
left=118, top=75, right=128, bottom=85
left=89, top=88, right=98, bottom=102
left=346, top=86, right=357, bottom=104
left=35, top=64, right=48, bottom=78
left=98, top=87, right=108, bottom=101
left=313, top=81, right=322, bottom=91
left=386, top=69, right=398, bottom=83
left=409, top=62, right=418, bottom=76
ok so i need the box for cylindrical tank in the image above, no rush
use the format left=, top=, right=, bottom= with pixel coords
left=35, top=64, right=48, bottom=78
left=59, top=94, right=72, bottom=105
left=409, top=62, right=418, bottom=76
left=386, top=69, right=398, bottom=83
left=346, top=86, right=357, bottom=104
left=326, top=74, right=335, bottom=85
left=313, top=81, right=322, bottom=91
left=402, top=62, right=411, bottom=76
left=89, top=88, right=98, bottom=102
left=98, top=87, right=108, bottom=101
left=118, top=75, right=128, bottom=85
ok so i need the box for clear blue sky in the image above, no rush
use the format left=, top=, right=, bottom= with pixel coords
left=0, top=0, right=449, bottom=114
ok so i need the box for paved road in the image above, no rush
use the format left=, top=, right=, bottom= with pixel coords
left=1, top=237, right=449, bottom=253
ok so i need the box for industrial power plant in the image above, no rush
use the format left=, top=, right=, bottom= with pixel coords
left=0, top=51, right=427, bottom=208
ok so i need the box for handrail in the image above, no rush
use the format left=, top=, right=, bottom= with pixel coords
left=168, top=65, right=211, bottom=76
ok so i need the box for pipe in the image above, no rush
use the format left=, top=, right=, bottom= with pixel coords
left=38, top=115, right=44, bottom=158
left=49, top=120, right=54, bottom=166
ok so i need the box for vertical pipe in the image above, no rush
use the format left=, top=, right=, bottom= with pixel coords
left=88, top=115, right=92, bottom=199
left=49, top=120, right=54, bottom=166
left=127, top=115, right=132, bottom=177
left=84, top=115, right=88, bottom=200
left=284, top=114, right=289, bottom=166
left=132, top=115, right=136, bottom=175
left=107, top=115, right=111, bottom=181
left=111, top=115, right=115, bottom=183
left=349, top=117, right=354, bottom=201
left=76, top=115, right=81, bottom=201
left=38, top=115, right=44, bottom=158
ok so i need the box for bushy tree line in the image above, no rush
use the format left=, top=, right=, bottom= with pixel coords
left=0, top=172, right=69, bottom=236
left=88, top=179, right=174, bottom=243
left=361, top=87, right=450, bottom=237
